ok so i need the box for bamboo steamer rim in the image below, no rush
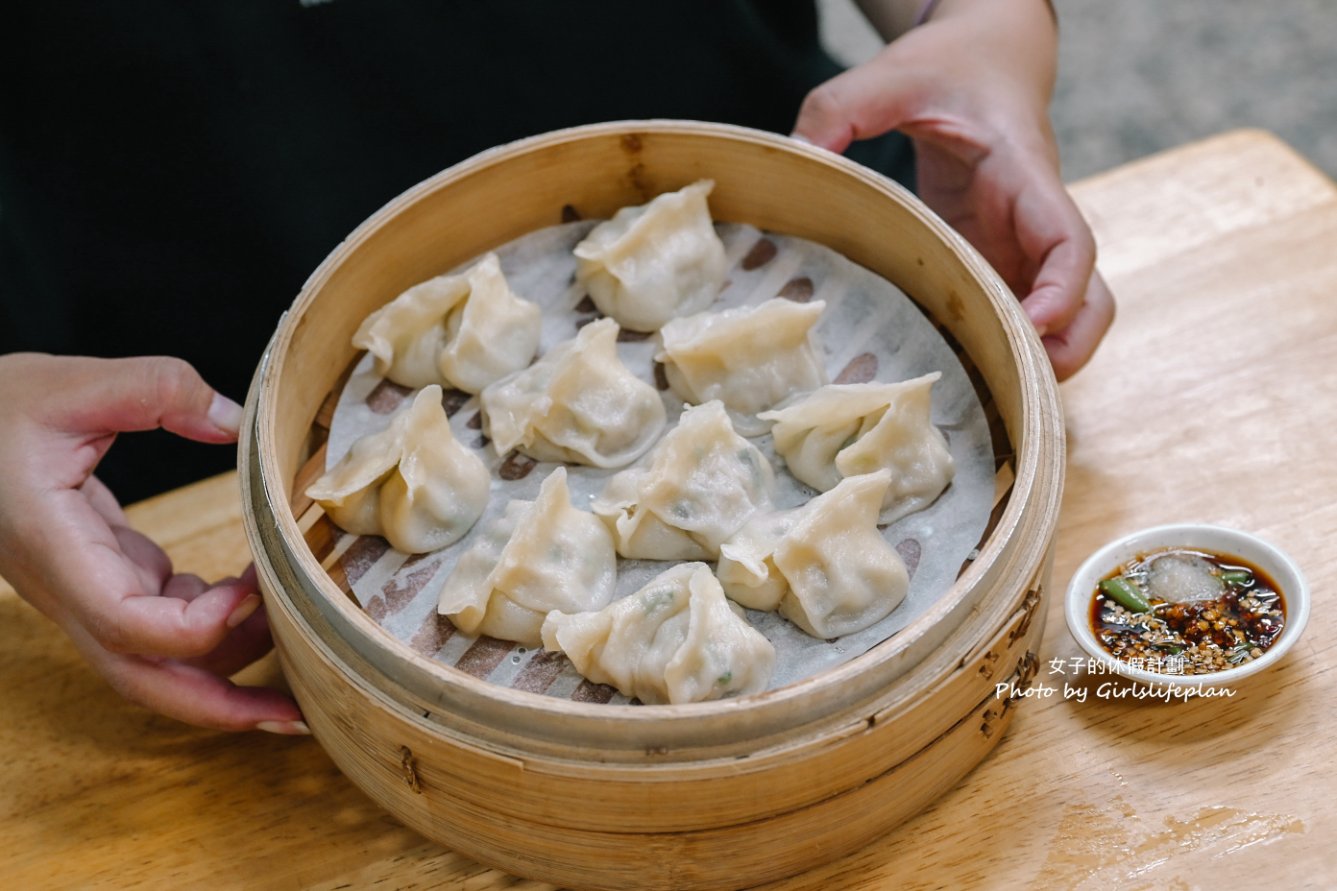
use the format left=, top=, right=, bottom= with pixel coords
left=242, top=119, right=1063, bottom=753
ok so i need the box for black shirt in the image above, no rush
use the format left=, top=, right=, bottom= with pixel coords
left=2, top=1, right=911, bottom=501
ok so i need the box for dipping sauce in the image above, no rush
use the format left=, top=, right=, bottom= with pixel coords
left=1089, top=547, right=1286, bottom=675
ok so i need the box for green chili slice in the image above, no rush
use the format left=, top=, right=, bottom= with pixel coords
left=1220, top=569, right=1253, bottom=585
left=1099, top=575, right=1151, bottom=613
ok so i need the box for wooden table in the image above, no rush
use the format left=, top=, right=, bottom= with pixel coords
left=4, top=130, right=1334, bottom=889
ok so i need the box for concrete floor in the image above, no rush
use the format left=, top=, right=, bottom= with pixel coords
left=818, top=0, right=1337, bottom=182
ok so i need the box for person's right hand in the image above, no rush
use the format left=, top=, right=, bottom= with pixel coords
left=0, top=352, right=307, bottom=734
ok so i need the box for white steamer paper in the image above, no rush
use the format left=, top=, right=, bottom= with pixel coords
left=321, top=220, right=995, bottom=702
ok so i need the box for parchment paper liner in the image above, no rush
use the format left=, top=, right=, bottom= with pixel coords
left=313, top=220, right=995, bottom=703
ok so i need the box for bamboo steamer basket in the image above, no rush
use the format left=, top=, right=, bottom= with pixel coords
left=240, top=120, right=1063, bottom=890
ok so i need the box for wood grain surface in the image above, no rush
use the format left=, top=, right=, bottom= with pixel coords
left=3, top=129, right=1334, bottom=889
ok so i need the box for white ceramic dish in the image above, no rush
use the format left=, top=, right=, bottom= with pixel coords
left=1065, top=523, right=1310, bottom=688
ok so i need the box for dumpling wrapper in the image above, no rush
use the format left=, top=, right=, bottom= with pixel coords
left=437, top=468, right=616, bottom=645
left=718, top=470, right=910, bottom=639
left=480, top=317, right=666, bottom=468
left=592, top=400, right=774, bottom=561
left=574, top=179, right=727, bottom=332
left=657, top=297, right=828, bottom=435
left=352, top=252, right=541, bottom=393
left=305, top=385, right=488, bottom=554
left=760, top=373, right=955, bottom=523
left=541, top=562, right=775, bottom=705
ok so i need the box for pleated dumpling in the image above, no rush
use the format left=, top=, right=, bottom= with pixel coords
left=759, top=373, right=955, bottom=523
left=592, top=400, right=774, bottom=561
left=305, top=385, right=488, bottom=554
left=657, top=298, right=827, bottom=435
left=353, top=252, right=542, bottom=393
left=573, top=180, right=726, bottom=332
left=480, top=317, right=666, bottom=468
left=717, top=471, right=910, bottom=639
left=437, top=468, right=617, bottom=645
left=541, top=563, right=775, bottom=705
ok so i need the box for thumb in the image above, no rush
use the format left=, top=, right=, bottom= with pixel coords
left=791, top=51, right=920, bottom=154
left=48, top=355, right=244, bottom=444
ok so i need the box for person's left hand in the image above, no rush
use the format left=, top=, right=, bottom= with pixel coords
left=793, top=0, right=1114, bottom=380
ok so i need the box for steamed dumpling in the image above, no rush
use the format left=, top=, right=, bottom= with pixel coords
left=480, top=317, right=666, bottom=468
left=540, top=563, right=775, bottom=704
left=352, top=252, right=542, bottom=393
left=591, top=400, right=774, bottom=560
left=574, top=180, right=727, bottom=332
left=305, top=385, right=488, bottom=553
left=759, top=373, right=955, bottom=523
left=717, top=471, right=909, bottom=638
left=657, top=298, right=827, bottom=435
left=437, top=468, right=616, bottom=645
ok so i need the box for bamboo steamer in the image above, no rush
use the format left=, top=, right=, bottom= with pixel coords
left=239, top=120, right=1064, bottom=890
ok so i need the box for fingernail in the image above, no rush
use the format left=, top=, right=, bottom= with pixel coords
left=255, top=717, right=310, bottom=733
left=208, top=392, right=245, bottom=435
left=226, top=593, right=262, bottom=629
left=257, top=720, right=311, bottom=736
left=1033, top=322, right=1050, bottom=338
left=789, top=132, right=814, bottom=145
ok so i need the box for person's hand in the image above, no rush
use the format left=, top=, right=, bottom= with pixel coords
left=793, top=0, right=1114, bottom=380
left=0, top=353, right=306, bottom=734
